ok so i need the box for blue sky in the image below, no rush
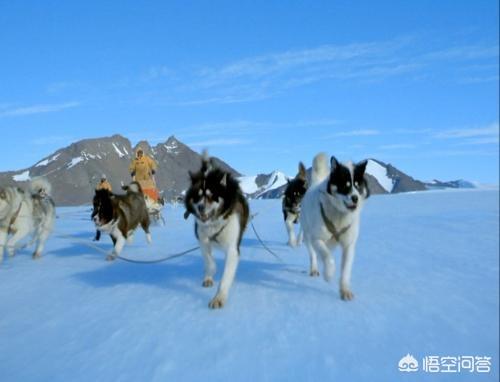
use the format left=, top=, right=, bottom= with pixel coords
left=0, top=0, right=498, bottom=183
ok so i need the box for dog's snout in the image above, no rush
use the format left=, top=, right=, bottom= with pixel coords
left=198, top=204, right=205, bottom=214
left=351, top=195, right=359, bottom=204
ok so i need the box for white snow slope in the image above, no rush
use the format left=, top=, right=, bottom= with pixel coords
left=0, top=190, right=498, bottom=382
left=239, top=171, right=288, bottom=197
left=366, top=159, right=393, bottom=192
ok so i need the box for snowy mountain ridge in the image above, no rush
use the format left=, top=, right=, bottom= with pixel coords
left=0, top=134, right=480, bottom=205
left=0, top=134, right=239, bottom=206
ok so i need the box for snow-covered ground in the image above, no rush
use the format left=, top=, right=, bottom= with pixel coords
left=0, top=190, right=498, bottom=382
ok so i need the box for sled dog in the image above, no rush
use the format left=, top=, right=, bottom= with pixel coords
left=92, top=182, right=151, bottom=261
left=0, top=178, right=55, bottom=261
left=185, top=155, right=249, bottom=309
left=300, top=153, right=369, bottom=300
left=282, top=161, right=308, bottom=247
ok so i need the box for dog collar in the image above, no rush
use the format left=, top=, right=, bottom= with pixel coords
left=319, top=202, right=351, bottom=241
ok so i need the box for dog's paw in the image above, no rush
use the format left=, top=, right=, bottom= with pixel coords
left=208, top=294, right=226, bottom=309
left=32, top=252, right=41, bottom=260
left=106, top=254, right=116, bottom=261
left=202, top=278, right=214, bottom=287
left=287, top=239, right=297, bottom=247
left=309, top=269, right=320, bottom=277
left=340, top=289, right=354, bottom=301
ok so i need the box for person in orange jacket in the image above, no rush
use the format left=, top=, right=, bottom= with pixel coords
left=129, top=148, right=159, bottom=201
left=95, top=174, right=112, bottom=192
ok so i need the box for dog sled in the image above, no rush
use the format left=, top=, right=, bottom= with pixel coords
left=141, top=184, right=166, bottom=225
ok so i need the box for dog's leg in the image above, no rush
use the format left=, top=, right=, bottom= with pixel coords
left=339, top=243, right=356, bottom=301
left=304, top=236, right=320, bottom=277
left=0, top=229, right=7, bottom=262
left=6, top=225, right=31, bottom=258
left=285, top=215, right=297, bottom=247
left=32, top=227, right=51, bottom=259
left=209, top=245, right=239, bottom=309
left=141, top=219, right=152, bottom=244
left=107, top=230, right=125, bottom=261
left=297, top=225, right=304, bottom=246
left=200, top=240, right=216, bottom=287
left=312, top=239, right=335, bottom=282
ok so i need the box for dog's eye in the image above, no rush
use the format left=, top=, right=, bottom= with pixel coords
left=346, top=181, right=351, bottom=187
left=354, top=181, right=359, bottom=187
left=198, top=189, right=203, bottom=196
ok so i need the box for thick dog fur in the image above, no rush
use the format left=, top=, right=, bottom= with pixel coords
left=185, top=156, right=249, bottom=309
left=282, top=162, right=308, bottom=247
left=0, top=177, right=55, bottom=261
left=300, top=153, right=369, bottom=300
left=92, top=182, right=151, bottom=261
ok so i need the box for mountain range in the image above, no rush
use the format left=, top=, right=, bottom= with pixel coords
left=0, top=134, right=475, bottom=205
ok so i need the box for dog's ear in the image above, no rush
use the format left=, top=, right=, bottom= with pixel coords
left=297, top=162, right=307, bottom=180
left=220, top=173, right=227, bottom=187
left=330, top=156, right=339, bottom=170
left=355, top=160, right=368, bottom=176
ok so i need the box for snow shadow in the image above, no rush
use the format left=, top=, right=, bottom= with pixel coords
left=71, top=251, right=331, bottom=299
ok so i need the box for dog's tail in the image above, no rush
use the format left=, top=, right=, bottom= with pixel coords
left=29, top=177, right=52, bottom=197
left=123, top=181, right=142, bottom=194
left=311, top=153, right=330, bottom=186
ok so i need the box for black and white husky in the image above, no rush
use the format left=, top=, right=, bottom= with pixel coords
left=92, top=182, right=151, bottom=261
left=300, top=153, right=370, bottom=300
left=185, top=156, right=249, bottom=309
left=0, top=178, right=56, bottom=262
left=282, top=162, right=308, bottom=247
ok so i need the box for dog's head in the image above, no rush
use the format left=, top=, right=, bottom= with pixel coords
left=185, top=156, right=238, bottom=223
left=0, top=188, right=9, bottom=213
left=92, top=189, right=114, bottom=227
left=326, top=156, right=370, bottom=213
left=284, top=162, right=308, bottom=212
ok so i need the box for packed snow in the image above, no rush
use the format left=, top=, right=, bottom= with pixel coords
left=35, top=159, right=50, bottom=167
left=257, top=171, right=288, bottom=196
left=35, top=153, right=61, bottom=168
left=164, top=142, right=179, bottom=154
left=112, top=143, right=126, bottom=158
left=0, top=190, right=498, bottom=382
left=67, top=157, right=84, bottom=169
left=239, top=171, right=289, bottom=197
left=366, top=159, right=393, bottom=192
left=12, top=170, right=30, bottom=181
left=238, top=175, right=260, bottom=194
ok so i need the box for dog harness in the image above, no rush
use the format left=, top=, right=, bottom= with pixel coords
left=209, top=222, right=228, bottom=243
left=319, top=203, right=351, bottom=241
left=8, top=201, right=23, bottom=234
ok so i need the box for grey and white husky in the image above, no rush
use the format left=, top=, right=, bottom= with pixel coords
left=0, top=178, right=56, bottom=262
left=300, top=153, right=370, bottom=300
